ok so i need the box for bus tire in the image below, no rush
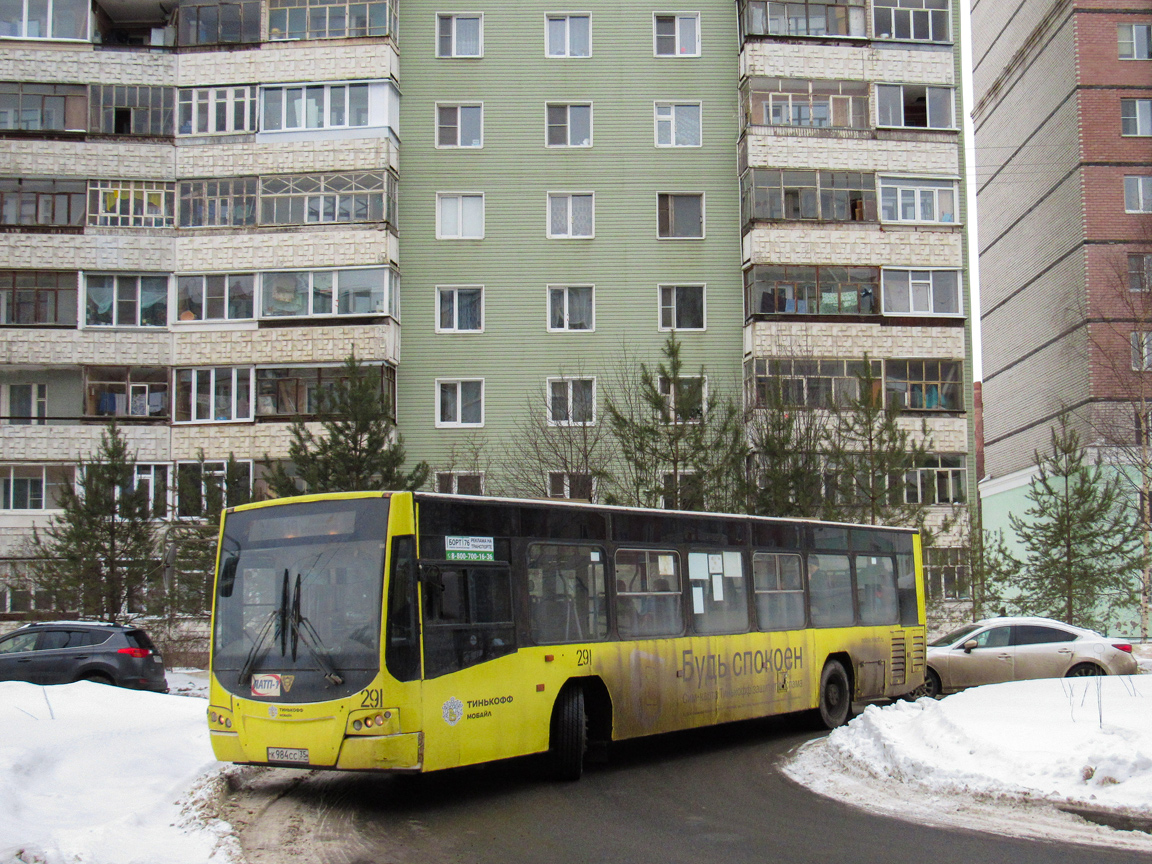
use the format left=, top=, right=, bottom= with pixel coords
left=549, top=685, right=587, bottom=781
left=818, top=660, right=851, bottom=729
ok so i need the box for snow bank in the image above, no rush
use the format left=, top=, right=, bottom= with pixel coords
left=0, top=681, right=239, bottom=864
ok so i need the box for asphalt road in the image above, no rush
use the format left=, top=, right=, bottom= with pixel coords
left=225, top=714, right=1152, bottom=864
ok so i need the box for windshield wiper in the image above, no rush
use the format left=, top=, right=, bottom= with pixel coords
left=237, top=570, right=290, bottom=687
left=290, top=573, right=344, bottom=686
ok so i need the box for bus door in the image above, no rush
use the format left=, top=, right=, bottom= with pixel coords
left=416, top=559, right=528, bottom=770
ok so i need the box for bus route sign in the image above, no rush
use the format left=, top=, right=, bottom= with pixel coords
left=445, top=536, right=495, bottom=561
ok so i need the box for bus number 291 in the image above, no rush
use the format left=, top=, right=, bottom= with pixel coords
left=576, top=649, right=591, bottom=667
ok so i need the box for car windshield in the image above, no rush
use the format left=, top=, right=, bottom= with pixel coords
left=211, top=496, right=389, bottom=702
left=930, top=623, right=982, bottom=647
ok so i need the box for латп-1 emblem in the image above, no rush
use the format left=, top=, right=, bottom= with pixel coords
left=442, top=697, right=464, bottom=726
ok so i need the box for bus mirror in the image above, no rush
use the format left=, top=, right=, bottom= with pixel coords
left=418, top=564, right=443, bottom=590
left=218, top=555, right=238, bottom=597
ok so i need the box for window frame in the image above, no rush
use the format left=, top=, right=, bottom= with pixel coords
left=259, top=81, right=381, bottom=133
left=0, top=465, right=71, bottom=511
left=1133, top=331, right=1152, bottom=370
left=878, top=176, right=958, bottom=224
left=545, top=102, right=593, bottom=148
left=657, top=192, right=705, bottom=239
left=435, top=102, right=484, bottom=148
left=546, top=191, right=595, bottom=239
left=548, top=471, right=594, bottom=499
left=654, top=101, right=702, bottom=147
left=174, top=366, right=255, bottom=424
left=547, top=284, right=595, bottom=332
left=881, top=268, right=963, bottom=317
left=436, top=192, right=485, bottom=239
left=83, top=273, right=169, bottom=328
left=436, top=471, right=484, bottom=494
left=0, top=82, right=86, bottom=132
left=175, top=272, right=256, bottom=321
left=0, top=0, right=90, bottom=42
left=658, top=284, right=706, bottom=331
left=436, top=378, right=485, bottom=427
left=436, top=284, right=484, bottom=333
left=872, top=0, right=951, bottom=43
left=0, top=270, right=78, bottom=326
left=1125, top=176, right=1152, bottom=213
left=546, top=376, right=596, bottom=426
left=1129, top=253, right=1152, bottom=293
left=436, top=12, right=483, bottom=57
left=614, top=547, right=685, bottom=638
left=545, top=12, right=591, bottom=57
left=658, top=374, right=706, bottom=423
left=652, top=12, right=701, bottom=57
left=1121, top=98, right=1152, bottom=136
left=259, top=267, right=393, bottom=319
left=1, top=382, right=47, bottom=425
left=875, top=83, right=954, bottom=130
left=267, top=0, right=393, bottom=41
left=88, top=181, right=175, bottom=228
left=178, top=86, right=258, bottom=136
left=1119, top=23, right=1152, bottom=60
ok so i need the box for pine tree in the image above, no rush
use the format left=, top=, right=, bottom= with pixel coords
left=1007, top=415, right=1145, bottom=630
left=29, top=422, right=159, bottom=622
left=265, top=354, right=429, bottom=496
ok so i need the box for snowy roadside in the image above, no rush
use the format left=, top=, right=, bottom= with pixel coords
left=783, top=672, right=1152, bottom=852
left=0, top=679, right=239, bottom=864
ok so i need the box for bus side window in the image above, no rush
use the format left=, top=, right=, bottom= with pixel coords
left=614, top=549, right=683, bottom=639
left=807, top=553, right=853, bottom=628
left=422, top=564, right=516, bottom=679
left=527, top=543, right=608, bottom=644
left=688, top=551, right=749, bottom=635
left=752, top=552, right=805, bottom=631
left=896, top=552, right=918, bottom=625
left=385, top=535, right=420, bottom=682
left=854, top=554, right=898, bottom=625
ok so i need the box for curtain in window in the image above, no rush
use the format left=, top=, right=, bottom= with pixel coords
left=569, top=287, right=592, bottom=329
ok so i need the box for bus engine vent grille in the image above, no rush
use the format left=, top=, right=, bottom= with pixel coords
left=910, top=633, right=926, bottom=670
left=890, top=633, right=906, bottom=686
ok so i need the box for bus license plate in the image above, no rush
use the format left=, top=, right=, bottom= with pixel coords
left=267, top=747, right=309, bottom=764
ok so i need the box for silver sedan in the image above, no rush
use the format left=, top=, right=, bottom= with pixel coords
left=921, top=616, right=1139, bottom=697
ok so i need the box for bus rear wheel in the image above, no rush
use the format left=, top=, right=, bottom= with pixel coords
left=818, top=660, right=851, bottom=729
left=548, top=685, right=587, bottom=781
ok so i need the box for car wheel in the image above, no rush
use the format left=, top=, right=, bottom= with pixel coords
left=818, top=659, right=852, bottom=729
left=548, top=685, right=587, bottom=781
left=1066, top=662, right=1105, bottom=678
left=919, top=667, right=942, bottom=698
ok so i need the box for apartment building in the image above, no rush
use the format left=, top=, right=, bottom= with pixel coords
left=975, top=0, right=1152, bottom=559
left=0, top=0, right=972, bottom=619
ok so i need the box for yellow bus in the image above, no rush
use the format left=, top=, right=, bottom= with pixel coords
left=207, top=491, right=926, bottom=780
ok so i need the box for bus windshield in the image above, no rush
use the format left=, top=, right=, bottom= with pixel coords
left=212, top=496, right=389, bottom=702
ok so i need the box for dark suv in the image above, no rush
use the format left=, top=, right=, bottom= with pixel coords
left=0, top=621, right=168, bottom=692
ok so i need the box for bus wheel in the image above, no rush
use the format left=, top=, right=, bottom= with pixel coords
left=549, top=685, right=587, bottom=781
left=818, top=660, right=851, bottom=729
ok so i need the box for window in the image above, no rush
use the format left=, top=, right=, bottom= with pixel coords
left=872, top=0, right=950, bottom=42
left=740, top=0, right=865, bottom=38
left=654, top=102, right=701, bottom=146
left=437, top=193, right=484, bottom=238
left=134, top=463, right=169, bottom=519
left=255, top=364, right=393, bottom=416
left=547, top=192, right=594, bottom=238
left=0, top=179, right=85, bottom=227
left=688, top=550, right=748, bottom=635
left=85, top=367, right=169, bottom=418
left=548, top=472, right=594, bottom=499
left=903, top=454, right=966, bottom=504
left=924, top=547, right=968, bottom=600
left=436, top=472, right=483, bottom=494
left=178, top=178, right=257, bottom=228
left=85, top=275, right=168, bottom=327
left=261, top=82, right=382, bottom=132
left=268, top=0, right=393, bottom=40
left=178, top=0, right=261, bottom=44
left=614, top=549, right=683, bottom=637
left=176, top=274, right=255, bottom=321
left=807, top=553, right=852, bottom=627
left=884, top=360, right=963, bottom=410
left=882, top=269, right=961, bottom=316
left=548, top=285, right=594, bottom=331
left=1130, top=253, right=1152, bottom=292
left=658, top=375, right=704, bottom=422
left=742, top=78, right=869, bottom=129
left=178, top=87, right=258, bottom=135
left=89, top=181, right=174, bottom=228
left=175, top=459, right=252, bottom=516
left=548, top=377, right=595, bottom=425
left=437, top=379, right=484, bottom=426
left=657, top=193, right=703, bottom=238
left=437, top=13, right=482, bottom=56
left=745, top=357, right=881, bottom=408
left=1119, top=23, right=1152, bottom=59
left=261, top=172, right=395, bottom=225
left=528, top=543, right=606, bottom=642
left=659, top=285, right=704, bottom=330
left=0, top=271, right=76, bottom=326
left=876, top=84, right=953, bottom=129
left=741, top=170, right=876, bottom=223
left=175, top=367, right=254, bottom=423
left=261, top=268, right=393, bottom=317
left=1122, top=99, right=1152, bottom=136
left=855, top=555, right=897, bottom=625
left=662, top=471, right=703, bottom=509
left=436, top=103, right=482, bottom=147
left=879, top=177, right=956, bottom=223
left=437, top=285, right=483, bottom=332
left=2, top=383, right=46, bottom=424
left=421, top=561, right=516, bottom=677
left=0, top=0, right=88, bottom=39
left=546, top=103, right=592, bottom=147
left=546, top=14, right=590, bottom=56
left=752, top=552, right=805, bottom=630
left=1125, top=176, right=1152, bottom=212
left=744, top=265, right=878, bottom=316
left=0, top=82, right=85, bottom=131
left=89, top=86, right=174, bottom=136
left=1133, top=332, right=1152, bottom=370
left=653, top=13, right=699, bottom=56
left=0, top=465, right=70, bottom=510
